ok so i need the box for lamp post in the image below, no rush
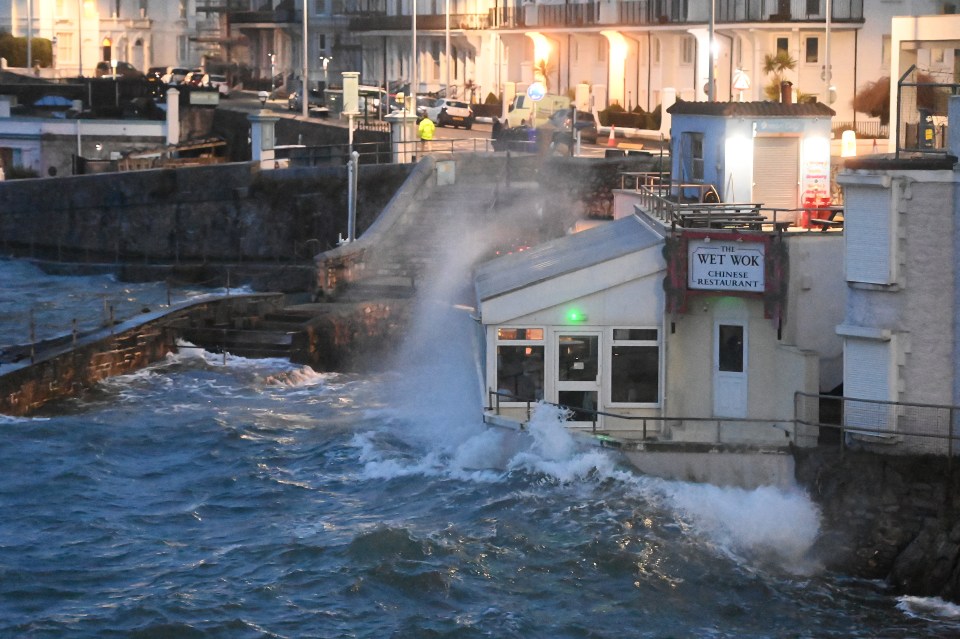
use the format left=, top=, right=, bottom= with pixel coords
left=77, top=0, right=83, bottom=77
left=302, top=0, right=309, bottom=119
left=268, top=52, right=276, bottom=96
left=707, top=0, right=715, bottom=101
left=27, top=0, right=33, bottom=71
left=411, top=0, right=417, bottom=116
left=445, top=0, right=450, bottom=97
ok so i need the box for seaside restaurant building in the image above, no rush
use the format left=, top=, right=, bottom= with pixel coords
left=476, top=103, right=846, bottom=450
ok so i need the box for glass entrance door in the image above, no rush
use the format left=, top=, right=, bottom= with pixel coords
left=555, top=333, right=601, bottom=428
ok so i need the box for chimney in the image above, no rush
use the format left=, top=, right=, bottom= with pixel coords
left=780, top=81, right=793, bottom=104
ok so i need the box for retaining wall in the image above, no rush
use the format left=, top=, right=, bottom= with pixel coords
left=0, top=161, right=412, bottom=289
left=0, top=294, right=285, bottom=416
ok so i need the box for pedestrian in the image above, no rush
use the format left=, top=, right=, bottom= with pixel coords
left=418, top=115, right=435, bottom=153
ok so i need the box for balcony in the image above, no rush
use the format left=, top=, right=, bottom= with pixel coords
left=349, top=12, right=490, bottom=31
left=196, top=0, right=245, bottom=13
left=229, top=9, right=296, bottom=25
left=610, top=0, right=863, bottom=29
left=489, top=7, right=525, bottom=29
left=538, top=3, right=599, bottom=28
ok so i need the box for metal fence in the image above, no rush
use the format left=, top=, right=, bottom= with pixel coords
left=795, top=391, right=959, bottom=459
left=831, top=121, right=889, bottom=140
left=487, top=389, right=960, bottom=461
left=895, top=65, right=959, bottom=158
left=279, top=138, right=498, bottom=168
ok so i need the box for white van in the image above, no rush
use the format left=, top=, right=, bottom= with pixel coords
left=503, top=93, right=571, bottom=128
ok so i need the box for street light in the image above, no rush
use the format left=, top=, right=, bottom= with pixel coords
left=268, top=52, right=276, bottom=95
left=77, top=0, right=83, bottom=77
left=302, top=1, right=309, bottom=119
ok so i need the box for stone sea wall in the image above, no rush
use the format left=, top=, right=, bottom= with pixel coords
left=794, top=447, right=960, bottom=602
left=0, top=161, right=411, bottom=289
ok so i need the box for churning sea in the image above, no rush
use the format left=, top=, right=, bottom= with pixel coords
left=2, top=255, right=960, bottom=639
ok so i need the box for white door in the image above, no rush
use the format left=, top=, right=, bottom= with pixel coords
left=713, top=322, right=748, bottom=418
left=554, top=332, right=601, bottom=428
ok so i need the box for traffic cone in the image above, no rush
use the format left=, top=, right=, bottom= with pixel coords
left=607, top=125, right=617, bottom=148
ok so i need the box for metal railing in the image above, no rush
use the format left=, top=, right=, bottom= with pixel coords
left=280, top=138, right=497, bottom=168
left=831, top=121, right=889, bottom=140
left=895, top=65, right=959, bottom=158
left=487, top=390, right=793, bottom=446
left=622, top=173, right=841, bottom=232
left=487, top=389, right=960, bottom=461
left=795, top=391, right=960, bottom=464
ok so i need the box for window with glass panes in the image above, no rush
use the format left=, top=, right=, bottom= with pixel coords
left=496, top=328, right=545, bottom=402
left=609, top=328, right=659, bottom=404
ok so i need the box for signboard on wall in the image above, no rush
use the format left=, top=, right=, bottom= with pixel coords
left=687, top=239, right=766, bottom=292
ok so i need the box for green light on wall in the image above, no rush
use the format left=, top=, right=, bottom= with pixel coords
left=566, top=308, right=588, bottom=323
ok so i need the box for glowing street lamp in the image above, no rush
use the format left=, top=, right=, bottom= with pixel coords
left=268, top=52, right=276, bottom=94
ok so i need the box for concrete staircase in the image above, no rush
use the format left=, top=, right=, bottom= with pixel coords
left=320, top=153, right=547, bottom=302
left=178, top=305, right=318, bottom=360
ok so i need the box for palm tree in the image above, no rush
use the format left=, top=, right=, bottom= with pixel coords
left=762, top=51, right=797, bottom=101
left=534, top=58, right=554, bottom=91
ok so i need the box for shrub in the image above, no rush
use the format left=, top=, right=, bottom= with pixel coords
left=3, top=165, right=40, bottom=180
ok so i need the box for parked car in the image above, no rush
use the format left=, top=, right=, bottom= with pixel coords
left=94, top=61, right=144, bottom=79
left=208, top=74, right=231, bottom=97
left=539, top=108, right=599, bottom=147
left=161, top=67, right=190, bottom=85
left=422, top=98, right=474, bottom=129
left=183, top=70, right=206, bottom=87
left=414, top=96, right=438, bottom=117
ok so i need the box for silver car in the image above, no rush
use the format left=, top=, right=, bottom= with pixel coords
left=423, top=98, right=474, bottom=129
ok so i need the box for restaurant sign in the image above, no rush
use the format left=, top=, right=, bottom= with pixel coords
left=688, top=239, right=765, bottom=292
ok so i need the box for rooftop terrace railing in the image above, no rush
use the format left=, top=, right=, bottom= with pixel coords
left=622, top=171, right=842, bottom=232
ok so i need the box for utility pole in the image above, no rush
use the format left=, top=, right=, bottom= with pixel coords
left=707, top=0, right=715, bottom=102
left=302, top=0, right=309, bottom=119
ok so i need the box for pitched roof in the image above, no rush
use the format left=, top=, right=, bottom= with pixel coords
left=667, top=99, right=835, bottom=118
left=475, top=215, right=664, bottom=302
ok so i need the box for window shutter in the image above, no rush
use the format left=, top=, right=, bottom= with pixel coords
left=845, top=186, right=893, bottom=284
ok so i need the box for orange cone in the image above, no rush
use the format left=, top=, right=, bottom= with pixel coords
left=607, top=125, right=617, bottom=147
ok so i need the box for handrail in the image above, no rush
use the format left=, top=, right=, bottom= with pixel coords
left=487, top=389, right=791, bottom=445
left=794, top=391, right=959, bottom=467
